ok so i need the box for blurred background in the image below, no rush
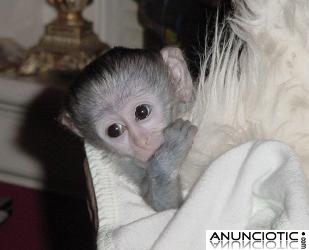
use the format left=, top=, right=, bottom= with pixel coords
left=0, top=0, right=230, bottom=249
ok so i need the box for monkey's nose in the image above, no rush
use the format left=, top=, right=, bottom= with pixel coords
left=135, top=136, right=148, bottom=147
left=128, top=124, right=150, bottom=148
left=132, top=133, right=149, bottom=148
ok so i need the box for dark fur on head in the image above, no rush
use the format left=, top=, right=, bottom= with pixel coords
left=64, top=47, right=174, bottom=148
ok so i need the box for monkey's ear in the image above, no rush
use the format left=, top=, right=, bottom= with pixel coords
left=160, top=47, right=193, bottom=102
left=59, top=111, right=82, bottom=137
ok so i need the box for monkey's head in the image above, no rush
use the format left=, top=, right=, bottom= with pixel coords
left=62, top=47, right=193, bottom=164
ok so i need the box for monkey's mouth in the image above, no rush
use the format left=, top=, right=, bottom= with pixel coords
left=134, top=148, right=157, bottom=163
left=133, top=134, right=164, bottom=163
left=134, top=143, right=162, bottom=163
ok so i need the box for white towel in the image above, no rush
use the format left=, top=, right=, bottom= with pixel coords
left=85, top=140, right=309, bottom=250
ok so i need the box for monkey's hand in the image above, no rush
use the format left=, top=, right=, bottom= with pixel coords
left=144, top=119, right=197, bottom=211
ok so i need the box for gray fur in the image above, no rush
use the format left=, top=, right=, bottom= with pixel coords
left=65, top=47, right=173, bottom=149
left=144, top=119, right=197, bottom=211
left=63, top=47, right=196, bottom=211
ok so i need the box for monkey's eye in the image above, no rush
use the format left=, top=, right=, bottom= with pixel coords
left=135, top=104, right=152, bottom=121
left=106, top=123, right=125, bottom=138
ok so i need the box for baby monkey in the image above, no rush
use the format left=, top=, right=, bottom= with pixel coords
left=62, top=47, right=197, bottom=211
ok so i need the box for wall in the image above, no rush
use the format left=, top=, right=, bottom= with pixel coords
left=0, top=0, right=143, bottom=49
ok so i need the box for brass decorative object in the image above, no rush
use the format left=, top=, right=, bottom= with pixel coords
left=19, top=0, right=109, bottom=75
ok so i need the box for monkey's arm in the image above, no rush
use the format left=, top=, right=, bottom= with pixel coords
left=144, top=119, right=197, bottom=211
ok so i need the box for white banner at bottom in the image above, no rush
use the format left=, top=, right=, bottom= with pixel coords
left=206, top=230, right=308, bottom=250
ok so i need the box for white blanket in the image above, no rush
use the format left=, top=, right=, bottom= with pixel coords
left=85, top=140, right=309, bottom=250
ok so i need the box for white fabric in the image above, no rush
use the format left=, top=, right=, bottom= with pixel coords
left=85, top=140, right=309, bottom=250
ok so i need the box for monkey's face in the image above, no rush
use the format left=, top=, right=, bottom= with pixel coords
left=95, top=94, right=167, bottom=164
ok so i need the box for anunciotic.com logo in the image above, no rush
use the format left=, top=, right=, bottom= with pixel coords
left=206, top=230, right=308, bottom=250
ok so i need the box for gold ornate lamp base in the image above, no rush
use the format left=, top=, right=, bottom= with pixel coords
left=19, top=0, right=109, bottom=75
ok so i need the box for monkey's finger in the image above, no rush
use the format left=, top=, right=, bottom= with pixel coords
left=186, top=125, right=198, bottom=140
left=180, top=120, right=192, bottom=132
left=172, top=118, right=184, bottom=130
left=163, top=118, right=183, bottom=138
